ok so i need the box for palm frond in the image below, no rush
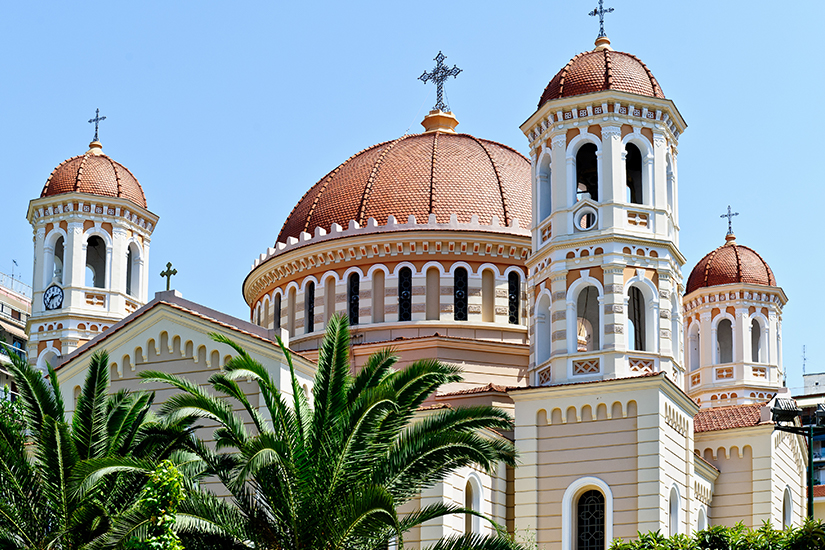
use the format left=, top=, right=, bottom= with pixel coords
left=72, top=350, right=112, bottom=460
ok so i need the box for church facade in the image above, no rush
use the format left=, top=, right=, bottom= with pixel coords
left=29, top=30, right=806, bottom=549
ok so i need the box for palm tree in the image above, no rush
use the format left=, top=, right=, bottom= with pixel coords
left=0, top=345, right=192, bottom=550
left=141, top=314, right=523, bottom=550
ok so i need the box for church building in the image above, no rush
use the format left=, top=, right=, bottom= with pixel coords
left=26, top=19, right=806, bottom=550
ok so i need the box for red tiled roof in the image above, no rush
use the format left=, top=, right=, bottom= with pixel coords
left=41, top=144, right=147, bottom=208
left=508, top=370, right=665, bottom=393
left=686, top=236, right=776, bottom=295
left=694, top=403, right=766, bottom=433
left=438, top=383, right=519, bottom=397
left=812, top=485, right=825, bottom=498
left=277, top=132, right=531, bottom=242
left=538, top=44, right=664, bottom=107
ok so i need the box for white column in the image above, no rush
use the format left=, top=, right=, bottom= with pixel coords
left=700, top=312, right=713, bottom=368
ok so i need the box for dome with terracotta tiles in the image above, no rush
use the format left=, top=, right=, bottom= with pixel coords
left=538, top=37, right=664, bottom=108
left=685, top=234, right=777, bottom=295
left=277, top=112, right=531, bottom=242
left=41, top=141, right=147, bottom=209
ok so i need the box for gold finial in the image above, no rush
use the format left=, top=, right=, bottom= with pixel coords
left=87, top=141, right=104, bottom=155
left=594, top=36, right=613, bottom=51
left=421, top=109, right=459, bottom=134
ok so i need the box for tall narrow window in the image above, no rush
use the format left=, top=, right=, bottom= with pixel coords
left=348, top=273, right=360, bottom=326
left=426, top=268, right=440, bottom=321
left=689, top=324, right=700, bottom=372
left=538, top=155, right=552, bottom=220
left=398, top=268, right=412, bottom=322
left=576, top=287, right=600, bottom=352
left=625, top=143, right=643, bottom=204
left=324, top=277, right=335, bottom=325
left=668, top=486, right=679, bottom=536
left=464, top=481, right=474, bottom=534
left=85, top=236, right=107, bottom=289
left=481, top=270, right=495, bottom=323
left=53, top=236, right=64, bottom=285
left=454, top=268, right=468, bottom=321
left=126, top=247, right=134, bottom=297
left=126, top=243, right=141, bottom=298
left=627, top=286, right=645, bottom=351
left=288, top=287, right=296, bottom=335
left=751, top=319, right=761, bottom=362
left=576, top=490, right=605, bottom=550
left=783, top=487, right=792, bottom=528
left=274, top=294, right=281, bottom=330
left=576, top=143, right=598, bottom=202
left=508, top=272, right=520, bottom=325
left=305, top=282, right=315, bottom=334
left=372, top=270, right=385, bottom=323
left=717, top=319, right=733, bottom=364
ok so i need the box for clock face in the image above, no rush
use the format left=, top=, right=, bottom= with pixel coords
left=44, top=285, right=64, bottom=310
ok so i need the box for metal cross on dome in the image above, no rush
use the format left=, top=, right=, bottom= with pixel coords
left=160, top=262, right=178, bottom=291
left=419, top=51, right=462, bottom=113
left=720, top=205, right=739, bottom=235
left=589, top=0, right=615, bottom=39
left=88, top=108, right=106, bottom=142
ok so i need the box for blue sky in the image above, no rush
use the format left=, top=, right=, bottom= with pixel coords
left=1, top=1, right=822, bottom=392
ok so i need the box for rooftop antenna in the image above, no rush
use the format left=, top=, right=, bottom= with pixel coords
left=803, top=345, right=807, bottom=375
left=11, top=259, right=17, bottom=281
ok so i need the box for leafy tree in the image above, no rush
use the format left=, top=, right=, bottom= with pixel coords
left=0, top=384, right=24, bottom=437
left=141, top=314, right=524, bottom=550
left=125, top=460, right=186, bottom=550
left=0, top=344, right=192, bottom=550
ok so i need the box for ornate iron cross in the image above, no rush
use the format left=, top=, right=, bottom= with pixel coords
left=589, top=0, right=615, bottom=39
left=720, top=205, right=739, bottom=235
left=88, top=108, right=106, bottom=142
left=160, top=262, right=178, bottom=291
left=419, top=51, right=462, bottom=113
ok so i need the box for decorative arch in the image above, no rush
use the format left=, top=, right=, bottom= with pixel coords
left=36, top=346, right=61, bottom=371
left=534, top=288, right=553, bottom=366
left=366, top=263, right=390, bottom=280
left=624, top=272, right=659, bottom=353
left=298, top=274, right=320, bottom=292
left=668, top=485, right=681, bottom=536
left=748, top=312, right=769, bottom=363
left=783, top=486, right=793, bottom=528
left=43, top=228, right=69, bottom=288
left=463, top=472, right=484, bottom=534
left=687, top=319, right=701, bottom=372
left=562, top=476, right=613, bottom=550
left=567, top=132, right=603, bottom=207
left=537, top=149, right=553, bottom=221
left=390, top=261, right=419, bottom=277
left=566, top=274, right=604, bottom=354
left=712, top=312, right=736, bottom=364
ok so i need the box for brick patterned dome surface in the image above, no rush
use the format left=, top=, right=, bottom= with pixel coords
left=277, top=132, right=531, bottom=242
left=538, top=46, right=664, bottom=107
left=686, top=238, right=777, bottom=295
left=41, top=145, right=147, bottom=208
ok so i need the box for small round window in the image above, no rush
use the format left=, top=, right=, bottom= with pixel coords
left=575, top=207, right=598, bottom=231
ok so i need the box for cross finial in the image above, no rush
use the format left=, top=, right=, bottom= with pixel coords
left=419, top=51, right=462, bottom=113
left=160, top=262, right=178, bottom=291
left=88, top=108, right=106, bottom=142
left=589, top=0, right=615, bottom=39
left=720, top=205, right=739, bottom=236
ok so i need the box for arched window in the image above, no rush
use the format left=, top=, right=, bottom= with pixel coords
left=305, top=282, right=315, bottom=334
left=697, top=507, right=706, bottom=531
left=481, top=270, right=495, bottom=323
left=398, top=267, right=412, bottom=322
left=508, top=272, right=520, bottom=325
left=576, top=143, right=598, bottom=202
left=274, top=294, right=281, bottom=330
left=666, top=155, right=675, bottom=212
left=324, top=277, right=336, bottom=326
left=454, top=268, right=468, bottom=321
left=536, top=294, right=552, bottom=366
left=73, top=385, right=82, bottom=409
left=625, top=143, right=643, bottom=204
left=348, top=273, right=360, bottom=326
left=716, top=319, right=733, bottom=364
left=576, top=287, right=600, bottom=352
left=751, top=319, right=761, bottom=362
left=426, top=267, right=440, bottom=321
left=85, top=235, right=107, bottom=289
left=287, top=287, right=296, bottom=335
left=783, top=487, right=792, bottom=528
left=52, top=236, right=65, bottom=285
left=126, top=242, right=140, bottom=298
left=627, top=286, right=646, bottom=351
left=577, top=490, right=605, bottom=550
left=688, top=323, right=701, bottom=372
left=669, top=486, right=680, bottom=536
left=372, top=270, right=385, bottom=323
left=464, top=480, right=474, bottom=534
left=538, top=155, right=552, bottom=220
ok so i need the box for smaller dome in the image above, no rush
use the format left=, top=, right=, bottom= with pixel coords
left=686, top=234, right=777, bottom=295
left=41, top=142, right=147, bottom=209
left=538, top=37, right=664, bottom=107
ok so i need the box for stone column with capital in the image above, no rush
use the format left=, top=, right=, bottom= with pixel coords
left=652, top=133, right=668, bottom=236
left=550, top=133, right=567, bottom=214
left=657, top=277, right=674, bottom=359
left=140, top=237, right=151, bottom=303
left=66, top=222, right=85, bottom=308
left=700, top=311, right=713, bottom=368
left=600, top=126, right=623, bottom=226
left=110, top=226, right=128, bottom=313
left=33, top=227, right=46, bottom=313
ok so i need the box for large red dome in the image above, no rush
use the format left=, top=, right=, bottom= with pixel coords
left=277, top=131, right=531, bottom=242
left=41, top=142, right=147, bottom=209
left=538, top=39, right=664, bottom=108
left=686, top=236, right=777, bottom=295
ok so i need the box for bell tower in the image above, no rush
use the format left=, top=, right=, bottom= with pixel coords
left=521, top=35, right=688, bottom=387
left=26, top=136, right=158, bottom=369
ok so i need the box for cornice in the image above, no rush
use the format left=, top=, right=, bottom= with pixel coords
left=27, top=193, right=158, bottom=236
left=683, top=283, right=788, bottom=312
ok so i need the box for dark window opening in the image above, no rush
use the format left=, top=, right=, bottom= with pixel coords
left=305, top=282, right=315, bottom=334
left=274, top=295, right=281, bottom=330
left=625, top=143, right=643, bottom=204
left=576, top=144, right=599, bottom=202
left=577, top=490, right=605, bottom=550
left=628, top=286, right=645, bottom=351
left=508, top=272, right=520, bottom=325
left=454, top=268, right=468, bottom=321
left=398, top=267, right=412, bottom=322
left=348, top=273, right=360, bottom=326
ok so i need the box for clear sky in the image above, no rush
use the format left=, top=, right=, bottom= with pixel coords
left=1, top=1, right=822, bottom=393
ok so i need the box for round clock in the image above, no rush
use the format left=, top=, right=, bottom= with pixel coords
left=44, top=285, right=64, bottom=310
